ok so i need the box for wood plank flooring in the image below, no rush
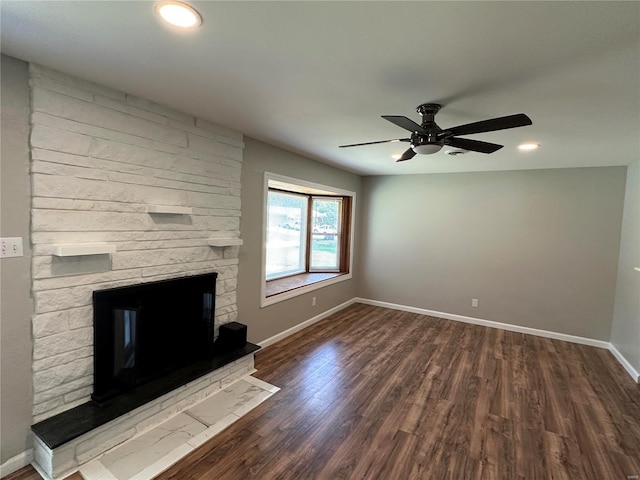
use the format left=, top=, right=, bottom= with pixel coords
left=6, top=303, right=640, bottom=480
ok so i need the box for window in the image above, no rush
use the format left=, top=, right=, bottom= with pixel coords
left=266, top=190, right=308, bottom=279
left=266, top=193, right=348, bottom=279
left=262, top=173, right=355, bottom=305
left=310, top=197, right=342, bottom=271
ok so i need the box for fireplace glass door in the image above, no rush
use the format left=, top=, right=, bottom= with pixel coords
left=113, top=307, right=139, bottom=385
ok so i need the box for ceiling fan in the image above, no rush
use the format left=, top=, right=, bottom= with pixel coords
left=339, top=103, right=532, bottom=161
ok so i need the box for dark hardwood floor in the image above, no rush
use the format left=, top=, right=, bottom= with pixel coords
left=6, top=303, right=640, bottom=480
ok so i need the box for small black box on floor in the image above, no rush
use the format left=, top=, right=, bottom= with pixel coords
left=216, top=321, right=247, bottom=353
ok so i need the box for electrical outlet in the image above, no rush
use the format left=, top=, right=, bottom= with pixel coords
left=1, top=237, right=24, bottom=258
left=472, top=298, right=479, bottom=308
left=312, top=296, right=317, bottom=306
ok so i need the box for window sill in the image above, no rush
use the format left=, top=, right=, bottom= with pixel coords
left=262, top=272, right=351, bottom=307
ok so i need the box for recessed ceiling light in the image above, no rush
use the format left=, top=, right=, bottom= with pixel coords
left=445, top=149, right=468, bottom=156
left=156, top=1, right=202, bottom=29
left=518, top=143, right=540, bottom=151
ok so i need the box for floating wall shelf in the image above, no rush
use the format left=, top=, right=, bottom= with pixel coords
left=147, top=205, right=193, bottom=215
left=208, top=238, right=243, bottom=247
left=53, top=243, right=117, bottom=257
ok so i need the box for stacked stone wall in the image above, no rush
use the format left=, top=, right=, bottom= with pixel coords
left=29, top=64, right=244, bottom=422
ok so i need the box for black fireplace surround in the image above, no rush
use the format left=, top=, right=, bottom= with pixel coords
left=31, top=272, right=260, bottom=449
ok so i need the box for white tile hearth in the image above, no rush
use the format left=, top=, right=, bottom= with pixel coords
left=79, top=376, right=279, bottom=480
left=188, top=376, right=275, bottom=426
left=98, top=413, right=206, bottom=480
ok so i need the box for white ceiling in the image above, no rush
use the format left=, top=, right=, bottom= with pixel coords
left=2, top=1, right=639, bottom=176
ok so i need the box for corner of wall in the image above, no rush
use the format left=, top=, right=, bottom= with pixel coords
left=610, top=160, right=640, bottom=378
left=1, top=54, right=35, bottom=466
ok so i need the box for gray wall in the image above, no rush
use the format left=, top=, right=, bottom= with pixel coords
left=238, top=138, right=362, bottom=344
left=1, top=55, right=34, bottom=463
left=611, top=161, right=640, bottom=373
left=357, top=167, right=626, bottom=340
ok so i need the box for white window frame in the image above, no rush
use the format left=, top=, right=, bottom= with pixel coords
left=265, top=190, right=309, bottom=280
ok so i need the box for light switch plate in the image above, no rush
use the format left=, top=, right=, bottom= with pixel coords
left=1, top=237, right=24, bottom=258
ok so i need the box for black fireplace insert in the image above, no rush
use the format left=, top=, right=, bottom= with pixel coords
left=92, top=273, right=217, bottom=403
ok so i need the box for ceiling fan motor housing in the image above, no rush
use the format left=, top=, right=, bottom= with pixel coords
left=411, top=132, right=443, bottom=154
left=412, top=104, right=444, bottom=154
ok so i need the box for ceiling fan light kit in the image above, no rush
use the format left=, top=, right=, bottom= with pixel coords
left=413, top=144, right=443, bottom=155
left=340, top=103, right=533, bottom=162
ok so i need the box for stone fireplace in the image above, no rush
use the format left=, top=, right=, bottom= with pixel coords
left=27, top=64, right=251, bottom=478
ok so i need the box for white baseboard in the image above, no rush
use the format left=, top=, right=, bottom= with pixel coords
left=257, top=298, right=357, bottom=348
left=0, top=448, right=34, bottom=477
left=355, top=297, right=611, bottom=349
left=608, top=344, right=640, bottom=383
left=255, top=296, right=638, bottom=384
left=356, top=298, right=640, bottom=383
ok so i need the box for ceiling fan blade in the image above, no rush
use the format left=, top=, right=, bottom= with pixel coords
left=382, top=115, right=428, bottom=134
left=339, top=138, right=410, bottom=148
left=446, top=113, right=532, bottom=137
left=396, top=148, right=417, bottom=162
left=445, top=137, right=503, bottom=154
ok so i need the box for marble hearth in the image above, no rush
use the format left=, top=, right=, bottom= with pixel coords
left=32, top=350, right=261, bottom=480
left=79, top=376, right=279, bottom=480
